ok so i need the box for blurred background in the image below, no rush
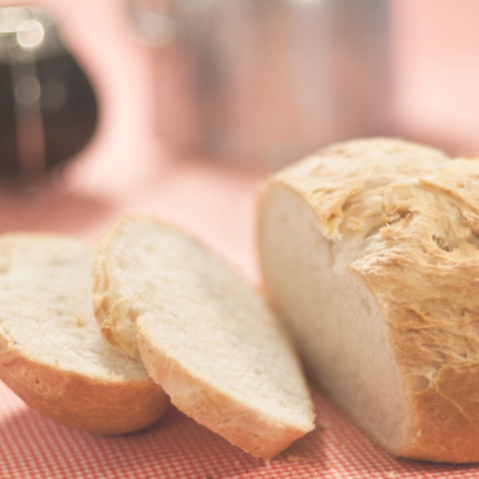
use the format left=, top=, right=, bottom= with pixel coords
left=0, top=0, right=477, bottom=278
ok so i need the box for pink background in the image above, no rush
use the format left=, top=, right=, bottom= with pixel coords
left=393, top=0, right=479, bottom=154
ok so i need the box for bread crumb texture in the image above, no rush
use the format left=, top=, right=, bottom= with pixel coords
left=0, top=234, right=168, bottom=434
left=261, top=137, right=479, bottom=463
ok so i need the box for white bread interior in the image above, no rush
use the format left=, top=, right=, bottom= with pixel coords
left=258, top=137, right=479, bottom=463
left=0, top=234, right=168, bottom=434
left=93, top=216, right=315, bottom=459
left=259, top=182, right=412, bottom=454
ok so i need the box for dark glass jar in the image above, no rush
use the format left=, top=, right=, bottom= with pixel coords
left=0, top=6, right=98, bottom=182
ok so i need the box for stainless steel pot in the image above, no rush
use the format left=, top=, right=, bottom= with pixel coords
left=129, top=0, right=392, bottom=169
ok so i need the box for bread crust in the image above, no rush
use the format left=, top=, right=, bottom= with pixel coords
left=93, top=243, right=141, bottom=359
left=0, top=347, right=169, bottom=434
left=259, top=138, right=479, bottom=463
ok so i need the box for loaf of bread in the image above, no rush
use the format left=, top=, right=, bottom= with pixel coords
left=0, top=234, right=168, bottom=434
left=257, top=137, right=479, bottom=463
left=93, top=216, right=315, bottom=459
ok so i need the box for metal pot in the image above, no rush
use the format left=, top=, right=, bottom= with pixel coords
left=129, top=0, right=392, bottom=169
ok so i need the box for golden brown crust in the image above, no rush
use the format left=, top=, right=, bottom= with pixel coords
left=404, top=365, right=479, bottom=463
left=266, top=137, right=479, bottom=463
left=0, top=347, right=169, bottom=434
left=137, top=323, right=311, bottom=459
left=349, top=159, right=479, bottom=462
left=93, top=224, right=141, bottom=359
left=273, top=137, right=448, bottom=240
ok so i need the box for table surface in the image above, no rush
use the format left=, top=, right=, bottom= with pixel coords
left=1, top=1, right=478, bottom=477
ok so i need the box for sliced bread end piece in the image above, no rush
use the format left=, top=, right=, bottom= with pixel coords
left=0, top=233, right=168, bottom=435
left=93, top=216, right=315, bottom=458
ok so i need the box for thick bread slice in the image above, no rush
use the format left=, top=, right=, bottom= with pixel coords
left=0, top=234, right=168, bottom=434
left=258, top=137, right=479, bottom=463
left=93, top=216, right=315, bottom=459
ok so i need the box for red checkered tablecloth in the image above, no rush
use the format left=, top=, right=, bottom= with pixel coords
left=2, top=381, right=479, bottom=479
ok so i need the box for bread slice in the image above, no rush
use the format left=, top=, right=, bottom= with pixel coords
left=0, top=233, right=168, bottom=435
left=257, top=137, right=479, bottom=463
left=93, top=216, right=315, bottom=459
